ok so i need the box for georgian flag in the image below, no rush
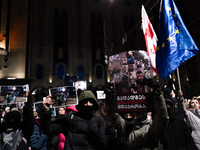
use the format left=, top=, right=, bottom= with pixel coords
left=141, top=5, right=158, bottom=76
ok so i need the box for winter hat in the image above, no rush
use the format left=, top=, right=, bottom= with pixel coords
left=76, top=90, right=98, bottom=111
left=5, top=109, right=22, bottom=122
left=65, top=105, right=78, bottom=113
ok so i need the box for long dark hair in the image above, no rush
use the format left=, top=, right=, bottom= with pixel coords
left=95, top=100, right=106, bottom=128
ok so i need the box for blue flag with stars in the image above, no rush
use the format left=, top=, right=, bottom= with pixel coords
left=156, top=0, right=199, bottom=81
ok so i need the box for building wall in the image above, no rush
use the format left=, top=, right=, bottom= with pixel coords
left=0, top=0, right=200, bottom=100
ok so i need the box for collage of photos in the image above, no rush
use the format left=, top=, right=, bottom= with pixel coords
left=49, top=86, right=77, bottom=107
left=108, top=50, right=154, bottom=96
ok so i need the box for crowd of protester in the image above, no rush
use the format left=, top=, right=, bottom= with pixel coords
left=0, top=78, right=200, bottom=150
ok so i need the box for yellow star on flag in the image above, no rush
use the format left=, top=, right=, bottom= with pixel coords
left=162, top=43, right=165, bottom=48
left=175, top=29, right=179, bottom=35
left=173, top=13, right=176, bottom=18
left=156, top=46, right=160, bottom=51
left=167, top=35, right=171, bottom=42
left=176, top=22, right=179, bottom=26
left=168, top=6, right=171, bottom=11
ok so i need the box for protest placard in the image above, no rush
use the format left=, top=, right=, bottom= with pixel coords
left=108, top=50, right=155, bottom=112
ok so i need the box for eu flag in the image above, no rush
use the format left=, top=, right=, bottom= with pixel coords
left=156, top=0, right=199, bottom=81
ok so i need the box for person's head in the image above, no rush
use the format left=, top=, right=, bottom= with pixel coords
left=145, top=63, right=149, bottom=69
left=132, top=112, right=147, bottom=124
left=189, top=98, right=199, bottom=109
left=120, top=57, right=127, bottom=65
left=76, top=90, right=98, bottom=111
left=96, top=100, right=106, bottom=127
left=121, top=65, right=127, bottom=73
left=114, top=62, right=120, bottom=72
left=128, top=51, right=133, bottom=57
left=115, top=74, right=121, bottom=84
left=136, top=71, right=143, bottom=82
left=136, top=60, right=142, bottom=68
left=58, top=107, right=66, bottom=115
left=4, top=109, right=22, bottom=126
left=121, top=112, right=133, bottom=123
left=137, top=83, right=144, bottom=94
left=165, top=98, right=175, bottom=116
left=128, top=64, right=134, bottom=72
left=122, top=86, right=128, bottom=95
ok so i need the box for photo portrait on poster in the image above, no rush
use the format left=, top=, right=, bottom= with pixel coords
left=49, top=86, right=77, bottom=107
left=109, top=50, right=155, bottom=113
left=0, top=84, right=29, bottom=104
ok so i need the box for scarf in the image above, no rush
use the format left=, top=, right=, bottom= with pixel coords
left=78, top=105, right=95, bottom=120
left=1, top=129, right=23, bottom=150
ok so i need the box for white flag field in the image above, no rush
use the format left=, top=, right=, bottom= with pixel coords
left=141, top=5, right=158, bottom=76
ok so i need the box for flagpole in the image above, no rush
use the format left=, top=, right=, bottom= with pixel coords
left=169, top=74, right=176, bottom=91
left=176, top=67, right=181, bottom=91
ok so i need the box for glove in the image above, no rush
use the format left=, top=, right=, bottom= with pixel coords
left=148, top=78, right=161, bottom=95
left=104, top=82, right=115, bottom=101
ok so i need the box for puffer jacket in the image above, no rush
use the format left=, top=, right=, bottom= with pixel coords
left=30, top=119, right=48, bottom=150
left=40, top=90, right=106, bottom=150
left=105, top=94, right=169, bottom=150
left=57, top=133, right=65, bottom=150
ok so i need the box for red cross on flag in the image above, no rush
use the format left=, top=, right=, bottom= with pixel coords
left=141, top=5, right=158, bottom=76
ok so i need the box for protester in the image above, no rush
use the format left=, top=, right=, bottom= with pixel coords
left=178, top=90, right=200, bottom=149
left=95, top=100, right=116, bottom=150
left=105, top=78, right=168, bottom=150
left=40, top=90, right=106, bottom=150
left=46, top=107, right=66, bottom=150
left=0, top=91, right=34, bottom=150
left=160, top=90, right=196, bottom=150
left=29, top=105, right=48, bottom=150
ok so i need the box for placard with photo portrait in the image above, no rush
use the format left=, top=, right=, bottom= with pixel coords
left=109, top=50, right=155, bottom=112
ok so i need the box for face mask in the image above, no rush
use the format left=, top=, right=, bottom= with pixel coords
left=78, top=105, right=95, bottom=119
left=124, top=117, right=134, bottom=122
left=134, top=115, right=147, bottom=125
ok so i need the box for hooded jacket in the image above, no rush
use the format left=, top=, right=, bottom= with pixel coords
left=0, top=102, right=34, bottom=150
left=160, top=98, right=196, bottom=150
left=105, top=94, right=168, bottom=150
left=41, top=90, right=106, bottom=150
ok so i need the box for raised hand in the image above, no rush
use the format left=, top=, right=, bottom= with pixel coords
left=43, top=95, right=52, bottom=111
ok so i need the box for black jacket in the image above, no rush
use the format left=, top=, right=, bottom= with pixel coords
left=0, top=104, right=34, bottom=150
left=40, top=111, right=106, bottom=150
left=160, top=98, right=196, bottom=150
